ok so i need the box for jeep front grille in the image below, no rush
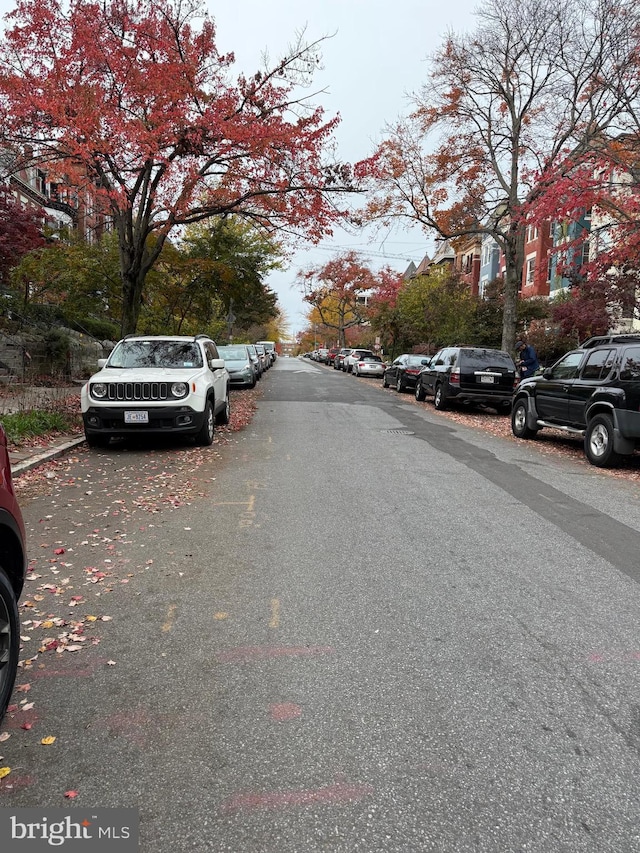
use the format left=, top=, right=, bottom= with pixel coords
left=97, top=382, right=171, bottom=401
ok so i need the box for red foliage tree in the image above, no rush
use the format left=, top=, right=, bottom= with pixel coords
left=0, top=0, right=353, bottom=334
left=0, top=189, right=45, bottom=286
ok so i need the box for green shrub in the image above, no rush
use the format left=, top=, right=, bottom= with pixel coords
left=0, top=410, right=72, bottom=443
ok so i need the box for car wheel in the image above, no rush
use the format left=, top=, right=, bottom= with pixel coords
left=415, top=382, right=426, bottom=402
left=382, top=374, right=389, bottom=388
left=85, top=433, right=110, bottom=448
left=195, top=400, right=215, bottom=446
left=434, top=384, right=447, bottom=410
left=396, top=376, right=404, bottom=393
left=216, top=395, right=231, bottom=426
left=584, top=414, right=620, bottom=467
left=511, top=398, right=538, bottom=439
left=0, top=565, right=19, bottom=721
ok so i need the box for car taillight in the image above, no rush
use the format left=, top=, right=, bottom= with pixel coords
left=450, top=368, right=460, bottom=384
left=405, top=368, right=420, bottom=375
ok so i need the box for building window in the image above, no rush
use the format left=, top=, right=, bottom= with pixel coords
left=526, top=258, right=536, bottom=285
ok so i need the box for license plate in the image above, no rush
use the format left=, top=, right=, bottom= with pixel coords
left=480, top=375, right=495, bottom=384
left=124, top=411, right=149, bottom=424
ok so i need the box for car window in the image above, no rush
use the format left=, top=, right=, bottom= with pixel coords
left=460, top=349, right=515, bottom=370
left=108, top=340, right=203, bottom=369
left=581, top=349, right=615, bottom=381
left=406, top=355, right=428, bottom=366
left=620, top=346, right=640, bottom=380
left=549, top=351, right=583, bottom=380
left=432, top=349, right=445, bottom=365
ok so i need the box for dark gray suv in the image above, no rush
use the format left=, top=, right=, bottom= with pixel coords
left=415, top=346, right=518, bottom=412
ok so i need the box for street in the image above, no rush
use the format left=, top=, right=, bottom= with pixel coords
left=2, top=356, right=640, bottom=852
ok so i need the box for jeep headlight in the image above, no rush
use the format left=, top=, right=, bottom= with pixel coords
left=91, top=383, right=108, bottom=399
left=171, top=382, right=189, bottom=398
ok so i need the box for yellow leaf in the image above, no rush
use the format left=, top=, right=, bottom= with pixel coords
left=42, top=621, right=54, bottom=629
left=85, top=615, right=97, bottom=622
left=0, top=767, right=11, bottom=779
left=41, top=736, right=56, bottom=745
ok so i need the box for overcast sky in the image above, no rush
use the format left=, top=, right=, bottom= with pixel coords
left=210, top=0, right=479, bottom=336
left=0, top=0, right=479, bottom=338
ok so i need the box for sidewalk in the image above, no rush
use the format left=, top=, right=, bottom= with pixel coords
left=9, top=434, right=86, bottom=477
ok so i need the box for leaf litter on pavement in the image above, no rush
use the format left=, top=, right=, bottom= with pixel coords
left=1, top=387, right=260, bottom=785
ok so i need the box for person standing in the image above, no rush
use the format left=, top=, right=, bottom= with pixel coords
left=515, top=338, right=539, bottom=379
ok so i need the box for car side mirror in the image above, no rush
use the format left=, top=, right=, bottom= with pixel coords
left=421, top=359, right=429, bottom=365
left=542, top=368, right=553, bottom=379
left=98, top=358, right=107, bottom=369
left=209, top=358, right=225, bottom=370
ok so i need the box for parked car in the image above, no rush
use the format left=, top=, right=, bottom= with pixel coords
left=255, top=340, right=277, bottom=365
left=254, top=343, right=269, bottom=372
left=334, top=348, right=352, bottom=370
left=0, top=422, right=27, bottom=721
left=327, top=347, right=341, bottom=366
left=383, top=354, right=431, bottom=392
left=415, top=346, right=518, bottom=412
left=81, top=334, right=231, bottom=447
left=343, top=348, right=375, bottom=373
left=511, top=333, right=640, bottom=467
left=352, top=355, right=386, bottom=378
left=246, top=344, right=263, bottom=378
left=218, top=344, right=258, bottom=388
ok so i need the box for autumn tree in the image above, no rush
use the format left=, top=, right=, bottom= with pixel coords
left=363, top=0, right=640, bottom=351
left=0, top=188, right=45, bottom=286
left=297, top=252, right=396, bottom=346
left=0, top=0, right=354, bottom=336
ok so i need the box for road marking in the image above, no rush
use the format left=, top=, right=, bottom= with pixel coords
left=221, top=780, right=374, bottom=813
left=162, top=604, right=176, bottom=633
left=239, top=494, right=256, bottom=528
left=269, top=598, right=280, bottom=628
left=269, top=702, right=301, bottom=721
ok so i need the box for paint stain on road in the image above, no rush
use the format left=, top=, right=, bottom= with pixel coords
left=220, top=780, right=374, bottom=813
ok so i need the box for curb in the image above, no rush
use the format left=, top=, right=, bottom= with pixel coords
left=11, top=436, right=86, bottom=477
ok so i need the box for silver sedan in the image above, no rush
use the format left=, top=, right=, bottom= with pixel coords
left=352, top=355, right=386, bottom=378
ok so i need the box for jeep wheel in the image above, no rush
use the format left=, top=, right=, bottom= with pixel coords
left=0, top=565, right=19, bottom=721
left=415, top=382, right=426, bottom=402
left=216, top=395, right=231, bottom=426
left=585, top=414, right=620, bottom=467
left=511, top=399, right=538, bottom=439
left=196, top=400, right=215, bottom=446
left=433, top=384, right=447, bottom=410
left=85, top=433, right=110, bottom=448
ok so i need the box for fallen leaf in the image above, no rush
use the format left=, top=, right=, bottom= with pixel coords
left=64, top=790, right=78, bottom=799
left=53, top=548, right=65, bottom=555
left=21, top=723, right=32, bottom=731
left=0, top=733, right=10, bottom=743
left=41, top=736, right=56, bottom=745
left=106, top=660, right=116, bottom=666
left=0, top=767, right=10, bottom=779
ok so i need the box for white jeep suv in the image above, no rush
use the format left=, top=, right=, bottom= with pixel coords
left=81, top=335, right=230, bottom=448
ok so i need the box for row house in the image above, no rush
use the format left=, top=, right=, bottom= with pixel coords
left=1, top=151, right=110, bottom=243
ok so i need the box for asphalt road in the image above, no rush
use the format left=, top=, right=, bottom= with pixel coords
left=2, top=357, right=640, bottom=852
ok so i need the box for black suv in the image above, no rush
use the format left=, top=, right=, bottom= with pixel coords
left=511, top=334, right=640, bottom=467
left=414, top=346, right=517, bottom=412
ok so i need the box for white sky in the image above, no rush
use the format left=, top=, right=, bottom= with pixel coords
left=0, top=0, right=479, bottom=338
left=210, top=0, right=479, bottom=337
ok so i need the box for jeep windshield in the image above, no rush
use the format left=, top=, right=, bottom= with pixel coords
left=107, top=340, right=203, bottom=369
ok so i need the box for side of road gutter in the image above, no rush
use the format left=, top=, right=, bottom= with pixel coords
left=10, top=436, right=86, bottom=477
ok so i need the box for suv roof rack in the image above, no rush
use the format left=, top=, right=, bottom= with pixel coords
left=194, top=334, right=210, bottom=341
left=581, top=333, right=640, bottom=349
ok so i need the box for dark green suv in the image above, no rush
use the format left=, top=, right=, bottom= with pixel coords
left=511, top=334, right=640, bottom=467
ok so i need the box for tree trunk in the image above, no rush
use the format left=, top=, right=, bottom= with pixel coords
left=501, top=229, right=524, bottom=354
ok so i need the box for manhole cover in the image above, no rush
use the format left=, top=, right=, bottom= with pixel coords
left=383, top=429, right=415, bottom=435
